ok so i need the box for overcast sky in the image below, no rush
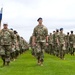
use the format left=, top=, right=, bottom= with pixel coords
left=0, top=0, right=75, bottom=42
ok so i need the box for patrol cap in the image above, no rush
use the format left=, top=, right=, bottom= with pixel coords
left=10, top=28, right=13, bottom=30
left=37, top=17, right=42, bottom=21
left=60, top=28, right=63, bottom=31
left=67, top=32, right=69, bottom=34
left=71, top=31, right=73, bottom=33
left=21, top=37, right=23, bottom=39
left=14, top=30, right=17, bottom=34
left=53, top=31, right=55, bottom=32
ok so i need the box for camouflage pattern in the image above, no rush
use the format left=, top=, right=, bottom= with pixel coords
left=48, top=33, right=53, bottom=54
left=0, top=29, right=14, bottom=55
left=58, top=32, right=66, bottom=59
left=33, top=25, right=48, bottom=62
left=54, top=31, right=60, bottom=56
left=35, top=42, right=45, bottom=59
left=22, top=38, right=29, bottom=51
left=65, top=33, right=70, bottom=54
left=52, top=31, right=56, bottom=55
left=19, top=37, right=25, bottom=54
left=14, top=33, right=20, bottom=58
left=0, top=28, right=14, bottom=65
left=29, top=36, right=33, bottom=47
left=69, top=33, right=75, bottom=55
left=10, top=44, right=16, bottom=60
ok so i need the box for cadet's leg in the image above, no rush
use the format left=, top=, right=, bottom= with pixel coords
left=40, top=42, right=45, bottom=66
left=51, top=44, right=53, bottom=54
left=10, top=52, right=14, bottom=60
left=35, top=42, right=41, bottom=65
left=72, top=45, right=74, bottom=55
left=61, top=44, right=64, bottom=59
left=63, top=50, right=66, bottom=59
left=73, top=48, right=75, bottom=55
left=53, top=44, right=56, bottom=56
left=32, top=47, right=35, bottom=56
left=40, top=51, right=44, bottom=66
left=59, top=44, right=63, bottom=59
left=37, top=54, right=40, bottom=64
left=70, top=44, right=73, bottom=55
left=5, top=46, right=11, bottom=66
left=66, top=43, right=68, bottom=54
left=0, top=46, right=6, bottom=66
left=15, top=50, right=19, bottom=59
left=49, top=44, right=52, bottom=54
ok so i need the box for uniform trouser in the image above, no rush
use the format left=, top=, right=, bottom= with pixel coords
left=45, top=46, right=49, bottom=53
left=20, top=49, right=23, bottom=54
left=15, top=50, right=19, bottom=58
left=52, top=43, right=56, bottom=55
left=49, top=44, right=53, bottom=54
left=66, top=43, right=70, bottom=54
left=70, top=44, right=74, bottom=55
left=35, top=42, right=45, bottom=62
left=19, top=46, right=22, bottom=54
left=10, top=51, right=15, bottom=60
left=0, top=45, right=11, bottom=63
left=54, top=43, right=59, bottom=56
left=59, top=44, right=66, bottom=59
left=31, top=46, right=35, bottom=56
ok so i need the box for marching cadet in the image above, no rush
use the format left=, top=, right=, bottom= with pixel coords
left=69, top=31, right=75, bottom=55
left=19, top=37, right=24, bottom=54
left=29, top=35, right=36, bottom=56
left=0, top=24, right=14, bottom=66
left=54, top=29, right=60, bottom=57
left=65, top=32, right=70, bottom=54
left=58, top=28, right=66, bottom=59
left=10, top=28, right=16, bottom=61
left=20, top=37, right=29, bottom=53
left=48, top=33, right=53, bottom=54
left=14, top=30, right=20, bottom=59
left=32, top=17, right=48, bottom=66
left=52, top=31, right=56, bottom=55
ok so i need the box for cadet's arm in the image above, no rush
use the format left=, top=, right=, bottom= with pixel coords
left=32, top=36, right=36, bottom=46
left=45, top=28, right=48, bottom=43
left=46, top=36, right=48, bottom=43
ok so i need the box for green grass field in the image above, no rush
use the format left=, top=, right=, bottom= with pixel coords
left=0, top=50, right=75, bottom=75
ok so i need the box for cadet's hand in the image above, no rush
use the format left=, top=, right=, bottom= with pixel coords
left=46, top=43, right=48, bottom=46
left=32, top=42, right=36, bottom=46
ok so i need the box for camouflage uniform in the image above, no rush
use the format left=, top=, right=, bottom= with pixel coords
left=20, top=37, right=29, bottom=53
left=29, top=36, right=35, bottom=56
left=10, top=44, right=16, bottom=60
left=9, top=29, right=15, bottom=61
left=48, top=33, right=53, bottom=54
left=69, top=32, right=75, bottom=55
left=14, top=32, right=20, bottom=58
left=19, top=37, right=25, bottom=54
left=65, top=33, right=70, bottom=54
left=58, top=29, right=66, bottom=59
left=0, top=29, right=14, bottom=66
left=52, top=31, right=56, bottom=55
left=33, top=25, right=48, bottom=63
left=54, top=31, right=60, bottom=57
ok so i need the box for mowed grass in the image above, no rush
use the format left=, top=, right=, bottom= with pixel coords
left=0, top=50, right=75, bottom=75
